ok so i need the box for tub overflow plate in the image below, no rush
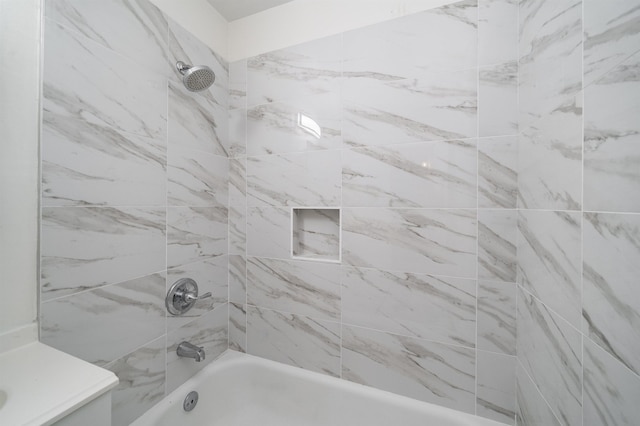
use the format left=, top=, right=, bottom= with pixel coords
left=183, top=391, right=199, bottom=412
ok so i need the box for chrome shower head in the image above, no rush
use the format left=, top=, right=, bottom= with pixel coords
left=176, top=61, right=215, bottom=92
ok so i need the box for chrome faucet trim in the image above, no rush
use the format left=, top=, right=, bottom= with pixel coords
left=177, top=341, right=205, bottom=362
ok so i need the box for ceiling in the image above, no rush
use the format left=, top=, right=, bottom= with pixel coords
left=206, top=0, right=296, bottom=21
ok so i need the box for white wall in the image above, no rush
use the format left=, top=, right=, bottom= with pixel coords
left=0, top=0, right=41, bottom=351
left=227, top=0, right=460, bottom=61
left=149, top=0, right=229, bottom=59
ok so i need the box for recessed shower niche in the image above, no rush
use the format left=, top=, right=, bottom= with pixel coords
left=291, top=208, right=341, bottom=263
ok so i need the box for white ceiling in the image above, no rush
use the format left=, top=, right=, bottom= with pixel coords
left=206, top=0, right=296, bottom=21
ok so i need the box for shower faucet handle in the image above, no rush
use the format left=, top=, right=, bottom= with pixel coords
left=165, top=278, right=211, bottom=316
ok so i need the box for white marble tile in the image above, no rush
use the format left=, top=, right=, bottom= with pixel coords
left=168, top=144, right=228, bottom=208
left=584, top=52, right=640, bottom=213
left=247, top=150, right=341, bottom=207
left=584, top=0, right=640, bottom=87
left=45, top=0, right=170, bottom=76
left=478, top=136, right=518, bottom=208
left=105, top=336, right=165, bottom=426
left=246, top=206, right=290, bottom=259
left=516, top=363, right=562, bottom=426
left=166, top=303, right=228, bottom=393
left=168, top=81, right=228, bottom=158
left=479, top=61, right=518, bottom=137
left=166, top=256, right=228, bottom=332
left=228, top=108, right=246, bottom=157
left=42, top=111, right=166, bottom=207
left=246, top=101, right=342, bottom=156
left=343, top=0, right=477, bottom=78
left=229, top=59, right=246, bottom=110
left=41, top=206, right=165, bottom=300
left=41, top=272, right=166, bottom=366
left=479, top=0, right=518, bottom=66
left=517, top=94, right=583, bottom=211
left=229, top=254, right=246, bottom=305
left=342, top=267, right=476, bottom=348
left=247, top=306, right=341, bottom=377
left=343, top=69, right=477, bottom=148
left=229, top=157, right=247, bottom=255
left=517, top=287, right=583, bottom=426
left=229, top=302, right=247, bottom=353
left=479, top=209, right=517, bottom=282
left=168, top=18, right=227, bottom=108
left=476, top=351, right=516, bottom=425
left=342, top=325, right=476, bottom=413
left=247, top=258, right=340, bottom=320
left=584, top=338, right=640, bottom=426
left=342, top=208, right=477, bottom=278
left=343, top=139, right=477, bottom=208
left=167, top=207, right=227, bottom=269
left=247, top=35, right=341, bottom=108
left=477, top=280, right=516, bottom=355
left=43, top=19, right=167, bottom=139
left=517, top=210, right=582, bottom=328
left=583, top=212, right=640, bottom=376
left=518, top=0, right=582, bottom=129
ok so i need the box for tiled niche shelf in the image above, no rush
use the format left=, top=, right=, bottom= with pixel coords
left=291, top=207, right=341, bottom=263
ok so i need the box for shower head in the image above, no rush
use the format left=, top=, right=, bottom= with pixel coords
left=176, top=61, right=215, bottom=92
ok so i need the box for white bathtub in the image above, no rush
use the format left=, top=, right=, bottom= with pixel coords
left=133, top=351, right=505, bottom=426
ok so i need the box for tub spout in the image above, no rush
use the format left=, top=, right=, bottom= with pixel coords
left=177, top=341, right=205, bottom=362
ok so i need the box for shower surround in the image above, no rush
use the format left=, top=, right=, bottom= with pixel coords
left=35, top=0, right=640, bottom=425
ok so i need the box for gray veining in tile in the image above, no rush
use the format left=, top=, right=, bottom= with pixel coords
left=229, top=157, right=247, bottom=255
left=43, top=19, right=167, bottom=139
left=41, top=206, right=165, bottom=300
left=45, top=0, right=170, bottom=76
left=478, top=280, right=516, bottom=355
left=584, top=51, right=640, bottom=213
left=247, top=306, right=341, bottom=377
left=229, top=254, right=247, bottom=304
left=248, top=257, right=340, bottom=320
left=479, top=0, right=518, bottom=67
left=42, top=111, right=166, bottom=207
left=583, top=212, right=640, bottom=376
left=246, top=206, right=290, bottom=259
left=105, top=336, right=165, bottom=426
left=229, top=302, right=247, bottom=353
left=517, top=287, right=582, bottom=426
left=343, top=139, right=477, bottom=208
left=168, top=81, right=228, bottom=157
left=342, top=208, right=477, bottom=278
left=478, top=135, right=518, bottom=208
left=343, top=69, right=477, bottom=148
left=247, top=150, right=342, bottom=207
left=41, top=272, right=166, bottom=366
left=342, top=325, right=476, bottom=413
left=583, top=0, right=640, bottom=87
left=583, top=338, right=640, bottom=426
left=479, top=209, right=517, bottom=282
left=516, top=362, right=562, bottom=426
left=479, top=61, right=518, bottom=137
left=168, top=144, right=228, bottom=207
left=167, top=206, right=227, bottom=269
left=229, top=59, right=247, bottom=111
left=342, top=266, right=476, bottom=348
left=517, top=210, right=582, bottom=328
left=476, top=350, right=516, bottom=425
left=228, top=107, right=247, bottom=157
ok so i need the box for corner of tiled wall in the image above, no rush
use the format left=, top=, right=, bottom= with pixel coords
left=39, top=0, right=229, bottom=424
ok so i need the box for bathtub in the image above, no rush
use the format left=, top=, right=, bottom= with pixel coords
left=132, top=350, right=505, bottom=426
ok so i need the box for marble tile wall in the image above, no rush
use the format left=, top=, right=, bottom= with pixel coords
left=39, top=1, right=229, bottom=424
left=228, top=1, right=518, bottom=424
left=516, top=1, right=640, bottom=426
